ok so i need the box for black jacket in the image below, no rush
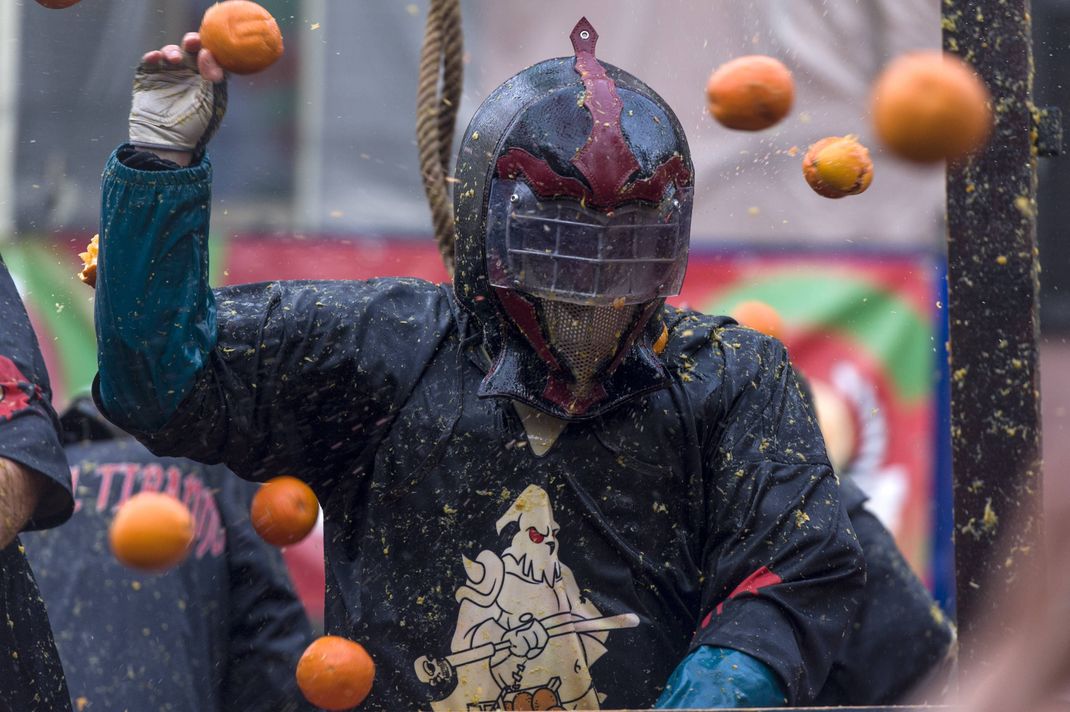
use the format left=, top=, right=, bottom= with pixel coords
left=0, top=256, right=73, bottom=712
left=22, top=400, right=316, bottom=712
left=113, top=276, right=865, bottom=710
left=94, top=144, right=960, bottom=709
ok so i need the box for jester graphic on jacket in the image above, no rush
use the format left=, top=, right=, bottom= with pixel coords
left=417, top=484, right=640, bottom=711
left=94, top=19, right=866, bottom=710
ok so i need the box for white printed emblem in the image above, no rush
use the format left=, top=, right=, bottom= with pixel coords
left=415, top=484, right=639, bottom=710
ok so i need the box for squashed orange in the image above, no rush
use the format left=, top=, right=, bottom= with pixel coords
left=802, top=136, right=874, bottom=199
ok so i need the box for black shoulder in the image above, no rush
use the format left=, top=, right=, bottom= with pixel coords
left=212, top=278, right=455, bottom=345
left=214, top=277, right=448, bottom=317
left=659, top=306, right=790, bottom=388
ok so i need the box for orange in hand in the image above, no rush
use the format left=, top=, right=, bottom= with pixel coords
left=730, top=300, right=785, bottom=342
left=871, top=51, right=992, bottom=163
left=296, top=636, right=375, bottom=710
left=705, top=55, right=794, bottom=131
left=109, top=492, right=195, bottom=572
left=250, top=475, right=319, bottom=547
left=199, top=0, right=284, bottom=75
left=802, top=136, right=874, bottom=199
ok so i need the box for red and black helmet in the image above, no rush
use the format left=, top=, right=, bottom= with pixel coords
left=453, top=18, right=694, bottom=420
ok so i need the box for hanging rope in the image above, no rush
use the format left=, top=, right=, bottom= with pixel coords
left=416, top=0, right=464, bottom=277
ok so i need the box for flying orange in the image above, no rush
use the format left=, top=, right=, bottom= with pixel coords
left=199, top=0, right=284, bottom=75
left=250, top=476, right=319, bottom=547
left=705, top=55, right=794, bottom=131
left=802, top=136, right=874, bottom=199
left=730, top=301, right=786, bottom=342
left=109, top=492, right=195, bottom=572
left=296, top=636, right=375, bottom=710
left=871, top=51, right=992, bottom=163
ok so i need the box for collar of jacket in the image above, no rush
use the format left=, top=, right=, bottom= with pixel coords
left=447, top=289, right=695, bottom=422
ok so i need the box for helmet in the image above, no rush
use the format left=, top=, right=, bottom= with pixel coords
left=453, top=18, right=694, bottom=420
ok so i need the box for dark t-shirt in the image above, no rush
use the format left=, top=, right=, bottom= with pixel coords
left=23, top=416, right=316, bottom=712
left=113, top=279, right=865, bottom=710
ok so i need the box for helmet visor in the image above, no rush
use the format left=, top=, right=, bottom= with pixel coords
left=485, top=179, right=691, bottom=306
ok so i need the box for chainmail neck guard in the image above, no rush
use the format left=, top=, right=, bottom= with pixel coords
left=539, top=300, right=638, bottom=390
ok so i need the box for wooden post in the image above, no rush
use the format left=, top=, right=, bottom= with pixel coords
left=943, top=0, right=1044, bottom=667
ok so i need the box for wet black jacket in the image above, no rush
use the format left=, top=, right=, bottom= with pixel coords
left=22, top=401, right=316, bottom=712
left=0, top=257, right=74, bottom=712
left=101, top=272, right=865, bottom=709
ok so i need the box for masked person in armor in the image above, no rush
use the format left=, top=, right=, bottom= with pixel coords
left=91, top=18, right=945, bottom=710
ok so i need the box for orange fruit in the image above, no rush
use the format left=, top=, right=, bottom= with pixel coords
left=871, top=50, right=992, bottom=163
left=250, top=475, right=319, bottom=547
left=705, top=55, right=794, bottom=131
left=78, top=234, right=99, bottom=288
left=532, top=687, right=561, bottom=710
left=730, top=300, right=785, bottom=342
left=296, top=636, right=375, bottom=710
left=199, top=0, right=284, bottom=75
left=802, top=135, right=874, bottom=199
left=35, top=0, right=82, bottom=8
left=109, top=492, right=195, bottom=572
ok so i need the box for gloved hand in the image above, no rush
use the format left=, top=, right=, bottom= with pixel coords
left=129, top=32, right=227, bottom=160
left=655, top=646, right=786, bottom=709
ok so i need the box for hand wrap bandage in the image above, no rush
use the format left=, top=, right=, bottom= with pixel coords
left=129, top=55, right=227, bottom=158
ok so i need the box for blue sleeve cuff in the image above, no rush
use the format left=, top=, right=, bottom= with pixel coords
left=95, top=145, right=217, bottom=431
left=655, top=646, right=786, bottom=709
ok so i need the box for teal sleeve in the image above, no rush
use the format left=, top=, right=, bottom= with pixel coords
left=95, top=145, right=217, bottom=432
left=655, top=646, right=786, bottom=709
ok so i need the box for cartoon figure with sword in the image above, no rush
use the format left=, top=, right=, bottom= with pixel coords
left=416, top=485, right=640, bottom=710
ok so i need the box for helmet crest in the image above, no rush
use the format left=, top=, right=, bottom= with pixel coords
left=494, top=18, right=690, bottom=210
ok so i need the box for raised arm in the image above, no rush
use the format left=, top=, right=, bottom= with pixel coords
left=94, top=32, right=227, bottom=435
left=94, top=34, right=455, bottom=488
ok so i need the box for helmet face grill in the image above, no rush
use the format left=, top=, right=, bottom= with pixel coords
left=485, top=179, right=692, bottom=307
left=540, top=300, right=638, bottom=388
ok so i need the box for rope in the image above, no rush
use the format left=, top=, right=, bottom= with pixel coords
left=416, top=0, right=464, bottom=277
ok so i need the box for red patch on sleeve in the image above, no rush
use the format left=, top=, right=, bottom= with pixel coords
left=700, top=566, right=784, bottom=629
left=0, top=355, right=33, bottom=421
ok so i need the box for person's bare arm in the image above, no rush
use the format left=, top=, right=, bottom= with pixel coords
left=0, top=458, right=44, bottom=548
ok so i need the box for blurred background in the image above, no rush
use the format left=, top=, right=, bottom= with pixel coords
left=0, top=0, right=1066, bottom=629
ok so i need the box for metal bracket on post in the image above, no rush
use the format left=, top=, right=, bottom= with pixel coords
left=943, top=0, right=1044, bottom=671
